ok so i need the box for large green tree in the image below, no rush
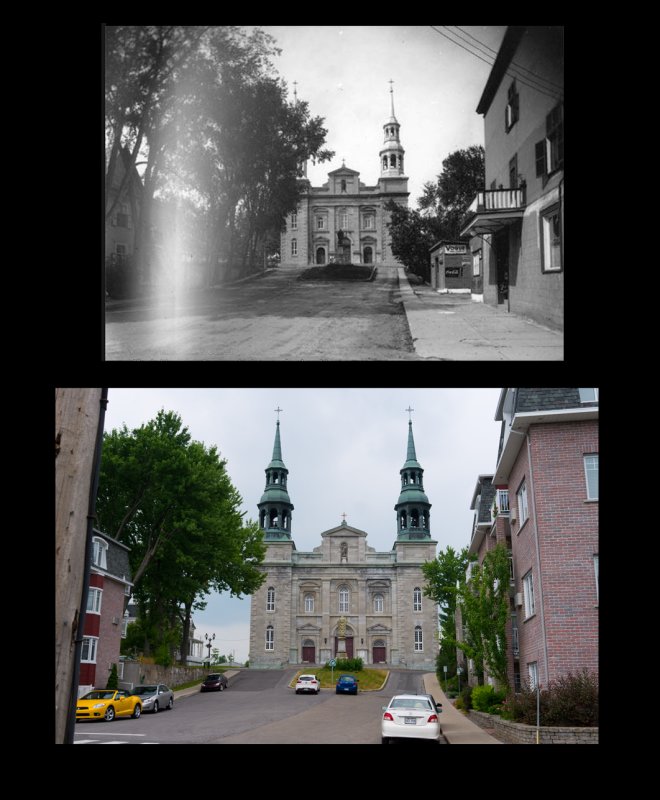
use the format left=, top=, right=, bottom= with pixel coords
left=422, top=546, right=472, bottom=673
left=96, top=409, right=265, bottom=663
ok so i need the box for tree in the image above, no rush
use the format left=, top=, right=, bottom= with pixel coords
left=95, top=409, right=266, bottom=663
left=417, top=145, right=485, bottom=240
left=106, top=663, right=119, bottom=690
left=384, top=200, right=439, bottom=281
left=456, top=543, right=511, bottom=689
left=422, top=546, right=472, bottom=672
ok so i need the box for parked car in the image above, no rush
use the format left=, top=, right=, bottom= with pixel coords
left=295, top=674, right=320, bottom=694
left=335, top=674, right=358, bottom=695
left=133, top=684, right=174, bottom=713
left=381, top=694, right=442, bottom=744
left=76, top=689, right=142, bottom=722
left=200, top=673, right=228, bottom=692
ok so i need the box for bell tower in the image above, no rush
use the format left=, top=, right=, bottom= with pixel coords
left=258, top=408, right=294, bottom=540
left=379, top=80, right=405, bottom=178
left=394, top=407, right=432, bottom=540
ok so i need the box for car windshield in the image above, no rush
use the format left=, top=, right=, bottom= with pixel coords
left=390, top=698, right=432, bottom=710
left=83, top=691, right=115, bottom=700
left=339, top=677, right=355, bottom=683
left=133, top=686, right=157, bottom=695
left=299, top=676, right=316, bottom=681
left=205, top=675, right=220, bottom=681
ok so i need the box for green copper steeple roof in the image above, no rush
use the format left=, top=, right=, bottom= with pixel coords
left=402, top=420, right=421, bottom=470
left=267, top=421, right=286, bottom=470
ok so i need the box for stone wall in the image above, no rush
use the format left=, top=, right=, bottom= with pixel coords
left=119, top=661, right=208, bottom=691
left=468, top=710, right=598, bottom=744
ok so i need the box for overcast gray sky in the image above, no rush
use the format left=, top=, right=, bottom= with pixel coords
left=254, top=26, right=506, bottom=208
left=103, top=388, right=503, bottom=663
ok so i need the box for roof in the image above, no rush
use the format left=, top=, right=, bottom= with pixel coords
left=476, top=27, right=527, bottom=116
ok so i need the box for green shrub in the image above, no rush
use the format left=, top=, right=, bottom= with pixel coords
left=460, top=684, right=473, bottom=710
left=454, top=695, right=464, bottom=710
left=106, top=254, right=137, bottom=298
left=106, top=663, right=118, bottom=690
left=471, top=684, right=495, bottom=712
left=503, top=669, right=598, bottom=727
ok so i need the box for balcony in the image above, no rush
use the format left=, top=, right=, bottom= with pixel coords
left=461, top=186, right=526, bottom=237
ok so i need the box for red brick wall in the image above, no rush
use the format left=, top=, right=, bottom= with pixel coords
left=95, top=578, right=126, bottom=689
left=509, top=421, right=598, bottom=686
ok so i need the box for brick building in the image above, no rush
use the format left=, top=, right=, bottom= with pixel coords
left=461, top=389, right=598, bottom=692
left=249, top=416, right=438, bottom=669
left=461, top=27, right=564, bottom=329
left=280, top=85, right=408, bottom=268
left=79, top=530, right=133, bottom=696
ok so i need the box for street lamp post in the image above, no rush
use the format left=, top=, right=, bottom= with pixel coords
left=205, top=632, right=215, bottom=667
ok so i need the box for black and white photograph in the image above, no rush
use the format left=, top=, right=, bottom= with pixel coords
left=104, top=26, right=563, bottom=360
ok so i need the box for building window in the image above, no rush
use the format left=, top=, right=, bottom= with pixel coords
left=291, top=212, right=297, bottom=230
left=509, top=153, right=518, bottom=188
left=291, top=239, right=297, bottom=257
left=341, top=179, right=346, bottom=193
left=121, top=612, right=129, bottom=638
left=91, top=537, right=107, bottom=570
left=528, top=661, right=538, bottom=690
left=413, top=587, right=422, bottom=612
left=497, top=489, right=510, bottom=513
left=265, top=625, right=274, bottom=651
left=81, top=637, right=98, bottom=663
left=540, top=204, right=562, bottom=272
left=594, top=554, right=599, bottom=603
left=338, top=587, right=349, bottom=613
left=505, top=80, right=519, bottom=132
left=523, top=571, right=535, bottom=619
left=363, top=215, right=373, bottom=229
left=340, top=213, right=348, bottom=229
left=414, top=625, right=423, bottom=652
left=304, top=594, right=314, bottom=613
left=266, top=587, right=275, bottom=612
left=517, top=481, right=529, bottom=526
left=86, top=587, right=102, bottom=614
left=579, top=388, right=598, bottom=403
left=584, top=454, right=599, bottom=500
left=535, top=102, right=564, bottom=178
left=374, top=593, right=384, bottom=613
left=317, top=216, right=325, bottom=230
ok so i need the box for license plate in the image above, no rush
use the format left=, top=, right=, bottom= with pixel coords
left=404, top=717, right=417, bottom=724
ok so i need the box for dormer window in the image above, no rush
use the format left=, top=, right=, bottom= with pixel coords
left=91, top=537, right=107, bottom=569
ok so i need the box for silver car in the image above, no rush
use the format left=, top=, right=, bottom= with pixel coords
left=132, top=684, right=174, bottom=713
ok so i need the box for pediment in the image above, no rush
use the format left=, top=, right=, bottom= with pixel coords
left=321, top=523, right=367, bottom=538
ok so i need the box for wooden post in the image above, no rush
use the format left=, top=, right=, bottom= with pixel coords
left=55, top=388, right=103, bottom=743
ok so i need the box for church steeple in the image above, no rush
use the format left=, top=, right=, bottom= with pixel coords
left=380, top=80, right=405, bottom=177
left=258, top=409, right=294, bottom=540
left=394, top=410, right=432, bottom=540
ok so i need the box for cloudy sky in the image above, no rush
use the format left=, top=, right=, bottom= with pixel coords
left=253, top=26, right=507, bottom=208
left=102, top=388, right=503, bottom=662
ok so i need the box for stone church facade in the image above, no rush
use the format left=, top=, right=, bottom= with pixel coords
left=280, top=86, right=409, bottom=268
left=249, top=417, right=438, bottom=669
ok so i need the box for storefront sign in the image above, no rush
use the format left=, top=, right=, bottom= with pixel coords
left=443, top=244, right=467, bottom=254
left=445, top=267, right=461, bottom=277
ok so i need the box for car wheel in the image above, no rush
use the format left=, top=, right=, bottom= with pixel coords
left=219, top=683, right=224, bottom=691
left=153, top=700, right=159, bottom=713
left=132, top=703, right=141, bottom=719
left=104, top=706, right=115, bottom=722
left=167, top=697, right=174, bottom=710
left=316, top=689, right=320, bottom=694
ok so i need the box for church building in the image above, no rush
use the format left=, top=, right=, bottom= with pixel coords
left=248, top=415, right=438, bottom=669
left=280, top=85, right=409, bottom=268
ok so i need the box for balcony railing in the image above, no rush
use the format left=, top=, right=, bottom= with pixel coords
left=467, top=187, right=526, bottom=214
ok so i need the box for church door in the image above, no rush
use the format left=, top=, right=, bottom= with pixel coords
left=372, top=640, right=386, bottom=663
left=334, top=637, right=354, bottom=659
left=363, top=246, right=373, bottom=264
left=316, top=247, right=325, bottom=265
left=302, top=640, right=315, bottom=663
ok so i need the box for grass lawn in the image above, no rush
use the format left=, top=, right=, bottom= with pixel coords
left=290, top=667, right=388, bottom=691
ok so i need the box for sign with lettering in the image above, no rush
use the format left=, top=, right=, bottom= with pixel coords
left=443, top=244, right=467, bottom=254
left=445, top=267, right=461, bottom=277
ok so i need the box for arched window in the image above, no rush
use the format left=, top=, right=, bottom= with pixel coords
left=267, top=587, right=275, bottom=612
left=305, top=594, right=314, bottom=613
left=291, top=239, right=297, bottom=256
left=413, top=587, right=422, bottom=612
left=265, top=625, right=274, bottom=651
left=390, top=154, right=396, bottom=167
left=410, top=509, right=419, bottom=528
left=273, top=472, right=279, bottom=483
left=414, top=625, right=423, bottom=651
left=316, top=247, right=326, bottom=264
left=341, top=179, right=346, bottom=192
left=363, top=246, right=373, bottom=264
left=374, top=593, right=384, bottom=613
left=383, top=156, right=388, bottom=170
left=400, top=510, right=407, bottom=529
left=339, top=586, right=349, bottom=613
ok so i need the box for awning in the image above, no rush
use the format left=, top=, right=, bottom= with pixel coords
left=460, top=209, right=524, bottom=238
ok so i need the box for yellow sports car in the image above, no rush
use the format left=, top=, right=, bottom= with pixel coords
left=76, top=689, right=142, bottom=722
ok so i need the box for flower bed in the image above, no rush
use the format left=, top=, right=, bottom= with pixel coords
left=468, top=710, right=598, bottom=744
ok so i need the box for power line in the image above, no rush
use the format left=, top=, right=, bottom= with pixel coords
left=429, top=26, right=561, bottom=102
left=453, top=25, right=564, bottom=92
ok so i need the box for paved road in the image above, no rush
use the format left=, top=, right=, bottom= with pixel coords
left=105, top=266, right=419, bottom=361
left=73, top=668, right=445, bottom=744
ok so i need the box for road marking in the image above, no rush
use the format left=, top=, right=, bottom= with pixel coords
left=74, top=732, right=146, bottom=737
left=73, top=740, right=99, bottom=744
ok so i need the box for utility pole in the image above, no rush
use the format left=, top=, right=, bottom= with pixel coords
left=55, top=388, right=107, bottom=743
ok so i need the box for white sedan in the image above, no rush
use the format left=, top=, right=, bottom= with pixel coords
left=295, top=674, right=320, bottom=694
left=381, top=694, right=442, bottom=744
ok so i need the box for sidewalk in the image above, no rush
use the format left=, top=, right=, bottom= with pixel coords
left=397, top=269, right=563, bottom=361
left=423, top=673, right=502, bottom=744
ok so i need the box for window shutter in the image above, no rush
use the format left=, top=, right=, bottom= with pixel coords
left=535, top=140, right=546, bottom=177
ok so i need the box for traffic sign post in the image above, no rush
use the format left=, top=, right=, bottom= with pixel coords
left=443, top=664, right=448, bottom=692
left=329, top=658, right=336, bottom=684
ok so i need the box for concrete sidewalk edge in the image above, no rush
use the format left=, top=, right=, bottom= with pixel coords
left=423, top=673, right=502, bottom=744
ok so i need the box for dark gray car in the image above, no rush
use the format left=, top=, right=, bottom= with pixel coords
left=133, top=684, right=174, bottom=713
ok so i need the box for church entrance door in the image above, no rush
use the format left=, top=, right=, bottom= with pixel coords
left=372, top=641, right=386, bottom=663
left=363, top=246, right=373, bottom=264
left=334, top=637, right=354, bottom=659
left=316, top=247, right=325, bottom=265
left=302, top=641, right=315, bottom=663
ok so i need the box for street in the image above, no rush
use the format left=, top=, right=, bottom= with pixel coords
left=105, top=265, right=419, bottom=361
left=73, top=668, right=446, bottom=744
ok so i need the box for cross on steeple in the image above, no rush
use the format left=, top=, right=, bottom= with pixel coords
left=274, top=406, right=283, bottom=422
left=405, top=406, right=414, bottom=422
left=341, top=512, right=347, bottom=522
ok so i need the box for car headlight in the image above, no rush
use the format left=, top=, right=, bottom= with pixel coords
left=142, top=697, right=153, bottom=705
left=92, top=703, right=106, bottom=709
